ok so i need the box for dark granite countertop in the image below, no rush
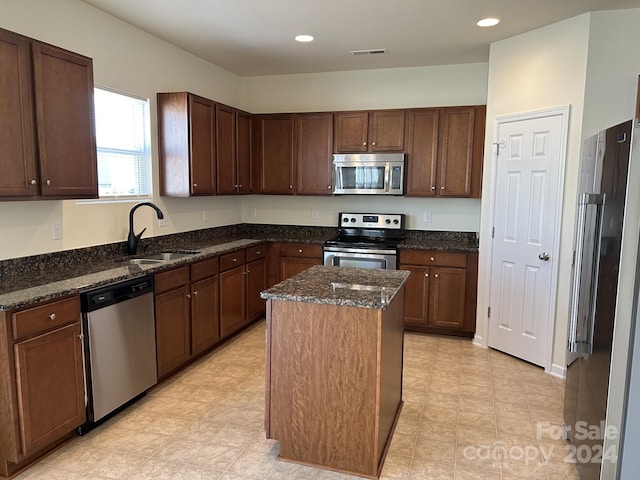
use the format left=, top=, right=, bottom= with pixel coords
left=260, top=265, right=410, bottom=309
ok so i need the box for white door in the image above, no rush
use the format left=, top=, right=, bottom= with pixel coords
left=488, top=108, right=568, bottom=368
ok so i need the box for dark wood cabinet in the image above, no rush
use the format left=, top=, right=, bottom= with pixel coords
left=279, top=243, right=323, bottom=281
left=405, top=106, right=485, bottom=198
left=334, top=110, right=404, bottom=153
left=296, top=113, right=333, bottom=195
left=0, top=296, right=85, bottom=476
left=236, top=110, right=253, bottom=194
left=158, top=92, right=216, bottom=197
left=155, top=259, right=220, bottom=378
left=246, top=245, right=267, bottom=323
left=219, top=251, right=247, bottom=338
left=216, top=103, right=237, bottom=194
left=399, top=249, right=478, bottom=336
left=0, top=27, right=97, bottom=199
left=257, top=114, right=295, bottom=194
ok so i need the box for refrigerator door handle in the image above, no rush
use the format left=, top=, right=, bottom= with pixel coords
left=569, top=193, right=604, bottom=353
left=584, top=195, right=606, bottom=354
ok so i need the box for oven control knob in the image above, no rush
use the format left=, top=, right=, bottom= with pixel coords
left=350, top=218, right=356, bottom=223
left=342, top=218, right=349, bottom=223
left=385, top=219, right=390, bottom=224
left=393, top=219, right=399, bottom=224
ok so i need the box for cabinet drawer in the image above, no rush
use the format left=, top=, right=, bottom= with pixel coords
left=280, top=243, right=322, bottom=258
left=191, top=257, right=219, bottom=282
left=246, top=244, right=266, bottom=261
left=220, top=250, right=246, bottom=272
left=155, top=266, right=190, bottom=294
left=399, top=249, right=467, bottom=268
left=12, top=296, right=80, bottom=340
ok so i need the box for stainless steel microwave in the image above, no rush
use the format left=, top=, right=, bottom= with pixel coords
left=332, top=153, right=405, bottom=195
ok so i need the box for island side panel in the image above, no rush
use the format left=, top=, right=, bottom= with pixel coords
left=376, top=285, right=405, bottom=469
left=268, top=299, right=379, bottom=476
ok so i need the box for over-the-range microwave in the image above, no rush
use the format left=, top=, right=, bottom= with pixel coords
left=332, top=153, right=405, bottom=195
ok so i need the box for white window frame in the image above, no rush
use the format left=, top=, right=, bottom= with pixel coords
left=89, top=86, right=152, bottom=202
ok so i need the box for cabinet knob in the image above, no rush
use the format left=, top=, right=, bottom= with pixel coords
left=193, top=290, right=198, bottom=296
left=256, top=251, right=261, bottom=255
left=46, top=179, right=51, bottom=186
left=425, top=273, right=429, bottom=278
left=372, top=142, right=376, bottom=146
left=193, top=183, right=198, bottom=188
left=186, top=293, right=191, bottom=298
left=434, top=273, right=439, bottom=278
left=48, top=313, right=56, bottom=320
left=238, top=184, right=242, bottom=188
left=430, top=257, right=435, bottom=262
left=328, top=185, right=332, bottom=189
left=298, top=249, right=303, bottom=253
left=440, top=186, right=445, bottom=190
left=289, top=185, right=293, bottom=189
left=431, top=186, right=436, bottom=191
left=78, top=334, right=84, bottom=341
left=363, top=142, right=367, bottom=146
left=30, top=179, right=37, bottom=185
left=232, top=258, right=237, bottom=262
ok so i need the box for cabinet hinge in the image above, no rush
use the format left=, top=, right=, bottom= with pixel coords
left=487, top=307, right=491, bottom=318
left=491, top=227, right=495, bottom=238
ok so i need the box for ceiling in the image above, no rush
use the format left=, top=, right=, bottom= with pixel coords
left=81, top=0, right=640, bottom=77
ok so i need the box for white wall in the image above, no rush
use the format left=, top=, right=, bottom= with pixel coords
left=477, top=14, right=592, bottom=370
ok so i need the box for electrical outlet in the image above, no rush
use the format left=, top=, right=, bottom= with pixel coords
left=249, top=207, right=257, bottom=219
left=311, top=209, right=319, bottom=220
left=423, top=210, right=432, bottom=223
left=158, top=219, right=168, bottom=227
left=52, top=222, right=63, bottom=240
left=203, top=210, right=209, bottom=222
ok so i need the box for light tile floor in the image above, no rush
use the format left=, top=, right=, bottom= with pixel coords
left=16, top=321, right=579, bottom=480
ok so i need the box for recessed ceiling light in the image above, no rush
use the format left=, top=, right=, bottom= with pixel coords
left=477, top=17, right=500, bottom=27
left=295, top=34, right=314, bottom=43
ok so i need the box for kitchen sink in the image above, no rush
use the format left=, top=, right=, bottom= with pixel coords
left=122, top=250, right=200, bottom=265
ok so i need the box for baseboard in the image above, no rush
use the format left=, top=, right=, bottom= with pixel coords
left=548, top=363, right=565, bottom=379
left=472, top=334, right=486, bottom=348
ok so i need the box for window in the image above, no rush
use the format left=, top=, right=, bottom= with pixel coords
left=94, top=87, right=151, bottom=198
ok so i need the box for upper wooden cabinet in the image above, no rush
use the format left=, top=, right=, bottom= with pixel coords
left=158, top=92, right=216, bottom=197
left=216, top=104, right=253, bottom=195
left=296, top=113, right=333, bottom=195
left=334, top=110, right=405, bottom=153
left=405, top=105, right=485, bottom=198
left=0, top=27, right=97, bottom=199
left=257, top=114, right=295, bottom=194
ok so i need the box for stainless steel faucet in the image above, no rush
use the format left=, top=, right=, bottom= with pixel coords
left=127, top=202, right=164, bottom=255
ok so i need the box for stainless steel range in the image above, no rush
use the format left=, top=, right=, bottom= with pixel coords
left=323, top=212, right=405, bottom=270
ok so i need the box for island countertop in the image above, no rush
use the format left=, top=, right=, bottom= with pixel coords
left=260, top=265, right=410, bottom=309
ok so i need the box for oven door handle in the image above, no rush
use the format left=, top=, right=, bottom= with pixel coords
left=324, top=247, right=396, bottom=256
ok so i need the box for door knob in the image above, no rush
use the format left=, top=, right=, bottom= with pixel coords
left=539, top=252, right=550, bottom=261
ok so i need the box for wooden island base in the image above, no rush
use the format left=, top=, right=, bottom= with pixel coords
left=264, top=288, right=405, bottom=479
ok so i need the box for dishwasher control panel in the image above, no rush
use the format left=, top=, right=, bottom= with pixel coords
left=81, top=276, right=154, bottom=312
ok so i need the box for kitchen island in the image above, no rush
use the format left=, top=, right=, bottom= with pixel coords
left=261, top=265, right=409, bottom=479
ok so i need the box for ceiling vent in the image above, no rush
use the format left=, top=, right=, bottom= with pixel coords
left=349, top=48, right=389, bottom=56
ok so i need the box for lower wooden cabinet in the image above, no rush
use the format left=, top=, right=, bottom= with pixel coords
left=0, top=296, right=85, bottom=477
left=219, top=245, right=267, bottom=337
left=279, top=243, right=323, bottom=281
left=155, top=258, right=220, bottom=378
left=399, top=249, right=478, bottom=336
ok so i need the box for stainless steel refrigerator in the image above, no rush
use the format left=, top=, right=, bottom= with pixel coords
left=565, top=119, right=636, bottom=480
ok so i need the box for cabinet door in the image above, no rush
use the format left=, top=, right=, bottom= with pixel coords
left=246, top=258, right=266, bottom=323
left=428, top=267, right=466, bottom=329
left=14, top=322, right=85, bottom=456
left=400, top=264, right=430, bottom=326
left=334, top=111, right=368, bottom=152
left=155, top=285, right=191, bottom=377
left=405, top=109, right=439, bottom=196
left=216, top=104, right=237, bottom=194
left=32, top=43, right=97, bottom=198
left=437, top=107, right=475, bottom=197
left=369, top=110, right=405, bottom=152
left=219, top=265, right=247, bottom=337
left=191, top=275, right=220, bottom=355
left=258, top=114, right=295, bottom=194
left=0, top=29, right=37, bottom=197
left=280, top=257, right=321, bottom=281
left=188, top=95, right=216, bottom=195
left=296, top=113, right=333, bottom=195
left=236, top=110, right=253, bottom=194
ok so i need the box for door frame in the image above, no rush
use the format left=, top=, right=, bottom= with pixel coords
left=482, top=105, right=570, bottom=373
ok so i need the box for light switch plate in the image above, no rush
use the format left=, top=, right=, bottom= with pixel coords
left=249, top=207, right=257, bottom=219
left=52, top=222, right=63, bottom=240
left=423, top=210, right=432, bottom=223
left=311, top=209, right=319, bottom=219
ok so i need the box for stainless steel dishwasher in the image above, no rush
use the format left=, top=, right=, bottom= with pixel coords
left=78, top=275, right=157, bottom=434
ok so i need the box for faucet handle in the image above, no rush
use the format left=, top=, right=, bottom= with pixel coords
left=136, top=227, right=147, bottom=240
